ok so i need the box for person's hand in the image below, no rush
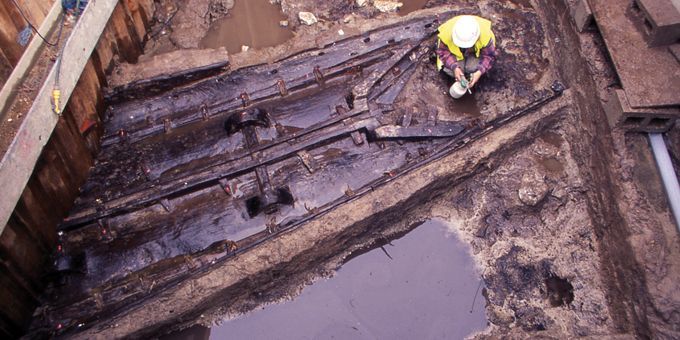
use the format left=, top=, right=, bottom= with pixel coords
left=454, top=67, right=464, bottom=82
left=468, top=70, right=482, bottom=88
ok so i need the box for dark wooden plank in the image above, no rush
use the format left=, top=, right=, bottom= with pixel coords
left=0, top=304, right=25, bottom=339
left=373, top=122, right=466, bottom=139
left=68, top=60, right=105, bottom=154
left=52, top=118, right=93, bottom=184
left=0, top=241, right=42, bottom=299
left=14, top=183, right=57, bottom=248
left=33, top=145, right=73, bottom=215
left=0, top=220, right=48, bottom=284
left=94, top=28, right=117, bottom=76
left=0, top=1, right=23, bottom=64
left=0, top=272, right=36, bottom=333
left=104, top=61, right=231, bottom=104
left=123, top=0, right=152, bottom=44
left=110, top=3, right=141, bottom=63
left=120, top=0, right=144, bottom=55
left=23, top=174, right=63, bottom=229
left=89, top=48, right=108, bottom=90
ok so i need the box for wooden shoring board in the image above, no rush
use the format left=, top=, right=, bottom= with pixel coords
left=0, top=0, right=119, bottom=235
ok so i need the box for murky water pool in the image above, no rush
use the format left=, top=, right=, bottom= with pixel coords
left=400, top=0, right=429, bottom=16
left=200, top=0, right=293, bottom=54
left=450, top=93, right=482, bottom=117
left=199, top=0, right=428, bottom=53
left=162, top=219, right=487, bottom=339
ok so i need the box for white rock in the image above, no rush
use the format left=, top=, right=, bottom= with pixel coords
left=356, top=0, right=369, bottom=7
left=518, top=171, right=550, bottom=206
left=338, top=29, right=345, bottom=36
left=279, top=20, right=289, bottom=27
left=373, top=0, right=403, bottom=12
left=298, top=11, right=318, bottom=25
left=241, top=45, right=250, bottom=52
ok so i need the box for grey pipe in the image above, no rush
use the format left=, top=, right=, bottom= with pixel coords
left=649, top=133, right=680, bottom=231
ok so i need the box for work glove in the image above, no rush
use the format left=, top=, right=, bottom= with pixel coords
left=468, top=71, right=482, bottom=88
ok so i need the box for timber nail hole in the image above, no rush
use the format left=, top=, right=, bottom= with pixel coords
left=363, top=37, right=371, bottom=43
left=245, top=196, right=262, bottom=217
left=345, top=93, right=355, bottom=109
left=245, top=187, right=294, bottom=218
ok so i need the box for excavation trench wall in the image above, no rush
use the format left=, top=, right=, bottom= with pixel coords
left=0, top=1, right=664, bottom=338
left=537, top=0, right=652, bottom=337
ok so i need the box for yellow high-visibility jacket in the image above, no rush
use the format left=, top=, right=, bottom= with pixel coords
left=436, top=15, right=496, bottom=70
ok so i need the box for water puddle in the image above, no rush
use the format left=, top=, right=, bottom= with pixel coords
left=162, top=219, right=487, bottom=339
left=450, top=94, right=482, bottom=117
left=399, top=0, right=429, bottom=16
left=539, top=131, right=563, bottom=148
left=538, top=156, right=565, bottom=173
left=200, top=0, right=293, bottom=54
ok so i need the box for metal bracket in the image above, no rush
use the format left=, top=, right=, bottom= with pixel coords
left=224, top=108, right=271, bottom=135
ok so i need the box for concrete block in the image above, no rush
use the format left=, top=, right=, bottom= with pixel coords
left=572, top=0, right=595, bottom=33
left=632, top=0, right=680, bottom=47
left=604, top=89, right=679, bottom=132
left=670, top=44, right=680, bottom=63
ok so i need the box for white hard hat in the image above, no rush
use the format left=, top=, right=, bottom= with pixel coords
left=452, top=16, right=480, bottom=49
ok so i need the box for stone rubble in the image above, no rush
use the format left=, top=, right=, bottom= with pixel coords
left=373, top=0, right=404, bottom=13
left=298, top=11, right=318, bottom=25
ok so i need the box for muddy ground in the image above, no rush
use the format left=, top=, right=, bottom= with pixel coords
left=48, top=0, right=680, bottom=339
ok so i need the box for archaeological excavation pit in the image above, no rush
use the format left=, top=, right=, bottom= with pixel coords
left=0, top=0, right=678, bottom=339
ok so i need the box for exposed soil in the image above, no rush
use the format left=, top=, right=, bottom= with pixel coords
left=432, top=121, right=612, bottom=337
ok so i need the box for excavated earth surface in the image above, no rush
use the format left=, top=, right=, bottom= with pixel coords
left=28, top=0, right=680, bottom=339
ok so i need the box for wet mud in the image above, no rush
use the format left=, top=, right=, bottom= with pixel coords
left=427, top=116, right=617, bottom=337
left=399, top=0, right=429, bottom=16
